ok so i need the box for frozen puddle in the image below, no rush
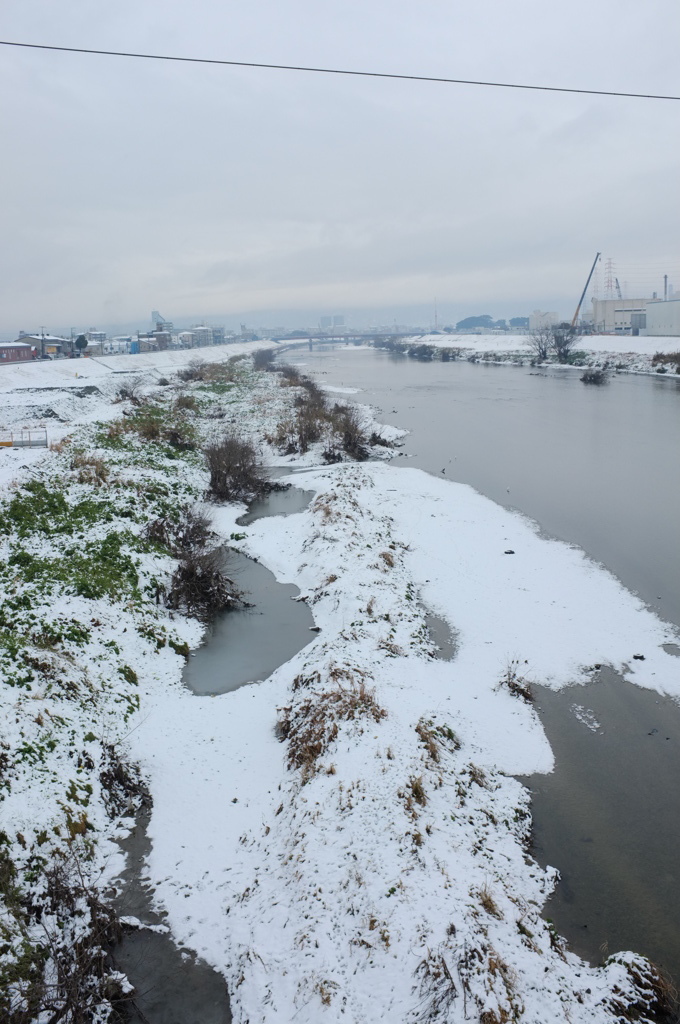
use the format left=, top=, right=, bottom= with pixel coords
left=520, top=665, right=680, bottom=979
left=185, top=483, right=316, bottom=696
left=236, top=480, right=315, bottom=526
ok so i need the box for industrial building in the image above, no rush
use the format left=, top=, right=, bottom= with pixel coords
left=528, top=310, right=558, bottom=331
left=645, top=297, right=680, bottom=337
left=590, top=297, right=648, bottom=334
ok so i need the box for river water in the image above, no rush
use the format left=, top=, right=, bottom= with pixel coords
left=288, top=344, right=680, bottom=978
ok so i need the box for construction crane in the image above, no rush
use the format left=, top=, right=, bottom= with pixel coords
left=615, top=278, right=623, bottom=300
left=571, top=252, right=601, bottom=330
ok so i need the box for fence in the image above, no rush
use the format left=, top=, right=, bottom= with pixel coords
left=0, top=429, right=48, bottom=449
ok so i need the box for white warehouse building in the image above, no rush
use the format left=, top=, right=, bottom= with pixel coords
left=590, top=297, right=648, bottom=333
left=645, top=298, right=680, bottom=337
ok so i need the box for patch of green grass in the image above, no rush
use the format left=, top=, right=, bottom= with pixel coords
left=5, top=532, right=141, bottom=602
left=0, top=481, right=114, bottom=539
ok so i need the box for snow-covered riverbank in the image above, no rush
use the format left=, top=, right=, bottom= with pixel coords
left=389, top=332, right=680, bottom=376
left=1, top=347, right=678, bottom=1022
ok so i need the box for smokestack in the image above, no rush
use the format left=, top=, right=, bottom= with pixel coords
left=664, top=274, right=668, bottom=301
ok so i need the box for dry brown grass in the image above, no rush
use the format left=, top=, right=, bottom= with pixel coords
left=652, top=350, right=680, bottom=366
left=414, top=950, right=458, bottom=1021
left=479, top=885, right=503, bottom=919
left=277, top=679, right=386, bottom=781
left=414, top=718, right=461, bottom=764
left=70, top=453, right=109, bottom=487
left=409, top=775, right=427, bottom=806
left=603, top=954, right=678, bottom=1022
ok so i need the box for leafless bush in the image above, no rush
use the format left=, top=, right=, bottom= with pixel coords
left=204, top=433, right=270, bottom=502
left=145, top=506, right=213, bottom=555
left=499, top=660, right=533, bottom=703
left=1, top=849, right=128, bottom=1024
left=277, top=680, right=386, bottom=781
left=651, top=350, right=680, bottom=366
left=177, top=359, right=240, bottom=384
left=277, top=363, right=303, bottom=384
left=253, top=348, right=276, bottom=370
left=330, top=403, right=369, bottom=460
left=552, top=326, right=576, bottom=363
left=165, top=547, right=241, bottom=620
left=580, top=368, right=609, bottom=385
left=528, top=327, right=552, bottom=362
left=115, top=375, right=145, bottom=404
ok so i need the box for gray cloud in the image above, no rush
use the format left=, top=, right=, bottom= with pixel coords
left=1, top=0, right=679, bottom=332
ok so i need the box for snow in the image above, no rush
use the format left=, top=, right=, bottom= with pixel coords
left=1, top=346, right=676, bottom=1022
left=404, top=331, right=680, bottom=356
left=132, top=462, right=679, bottom=1021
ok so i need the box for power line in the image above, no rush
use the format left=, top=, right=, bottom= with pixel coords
left=1, top=39, right=680, bottom=102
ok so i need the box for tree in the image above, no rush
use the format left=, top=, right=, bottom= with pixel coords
left=455, top=315, right=494, bottom=331
left=551, top=324, right=576, bottom=364
left=509, top=316, right=529, bottom=328
left=528, top=326, right=552, bottom=362
left=75, top=334, right=88, bottom=355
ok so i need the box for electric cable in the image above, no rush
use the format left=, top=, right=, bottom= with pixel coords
left=1, top=39, right=679, bottom=102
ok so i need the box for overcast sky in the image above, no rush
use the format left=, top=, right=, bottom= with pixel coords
left=1, top=0, right=679, bottom=333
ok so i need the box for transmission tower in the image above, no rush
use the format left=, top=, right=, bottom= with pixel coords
left=604, top=258, right=615, bottom=299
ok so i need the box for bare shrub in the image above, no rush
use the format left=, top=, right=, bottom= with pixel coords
left=651, top=350, right=680, bottom=366
left=552, top=326, right=576, bottom=364
left=528, top=327, right=552, bottom=362
left=115, top=375, right=145, bottom=404
left=499, top=660, right=533, bottom=703
left=145, top=506, right=213, bottom=555
left=253, top=348, right=276, bottom=370
left=204, top=433, right=269, bottom=502
left=174, top=393, right=200, bottom=412
left=177, top=360, right=240, bottom=384
left=331, top=403, right=369, bottom=460
left=165, top=548, right=241, bottom=620
left=277, top=680, right=386, bottom=781
left=0, top=848, right=128, bottom=1024
left=580, top=368, right=609, bottom=385
left=277, top=363, right=303, bottom=385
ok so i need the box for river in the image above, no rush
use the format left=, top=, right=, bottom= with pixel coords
left=287, top=343, right=680, bottom=979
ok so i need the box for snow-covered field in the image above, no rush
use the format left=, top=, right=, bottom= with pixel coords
left=1, top=345, right=678, bottom=1022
